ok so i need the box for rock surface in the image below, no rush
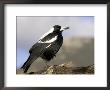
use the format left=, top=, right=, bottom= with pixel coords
left=17, top=63, right=94, bottom=74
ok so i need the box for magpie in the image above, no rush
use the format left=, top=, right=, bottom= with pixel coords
left=21, top=25, right=69, bottom=73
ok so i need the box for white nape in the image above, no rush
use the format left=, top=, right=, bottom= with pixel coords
left=39, top=28, right=54, bottom=40
left=38, top=35, right=58, bottom=43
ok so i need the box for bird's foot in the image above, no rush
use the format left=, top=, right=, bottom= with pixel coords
left=45, top=64, right=50, bottom=69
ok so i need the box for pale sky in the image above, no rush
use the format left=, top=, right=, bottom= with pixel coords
left=17, top=16, right=94, bottom=68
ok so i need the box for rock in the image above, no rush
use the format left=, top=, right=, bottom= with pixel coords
left=26, top=63, right=94, bottom=74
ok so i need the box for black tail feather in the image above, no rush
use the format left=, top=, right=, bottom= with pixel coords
left=21, top=55, right=36, bottom=73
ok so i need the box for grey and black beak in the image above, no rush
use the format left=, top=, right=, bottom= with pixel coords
left=60, top=26, right=69, bottom=31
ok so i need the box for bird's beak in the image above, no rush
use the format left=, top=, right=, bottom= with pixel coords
left=60, top=27, right=69, bottom=31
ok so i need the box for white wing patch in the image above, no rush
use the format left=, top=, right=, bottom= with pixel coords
left=38, top=35, right=58, bottom=43
left=39, top=28, right=54, bottom=40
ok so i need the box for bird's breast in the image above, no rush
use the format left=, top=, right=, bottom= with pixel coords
left=41, top=35, right=63, bottom=61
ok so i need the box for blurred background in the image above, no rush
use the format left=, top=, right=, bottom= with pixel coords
left=17, top=16, right=94, bottom=72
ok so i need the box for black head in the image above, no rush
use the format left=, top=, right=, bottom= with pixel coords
left=53, top=25, right=69, bottom=33
left=53, top=25, right=61, bottom=32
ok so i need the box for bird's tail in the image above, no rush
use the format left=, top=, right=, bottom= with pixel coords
left=21, top=55, right=35, bottom=73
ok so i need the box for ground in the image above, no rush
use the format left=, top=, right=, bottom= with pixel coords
left=17, top=63, right=94, bottom=74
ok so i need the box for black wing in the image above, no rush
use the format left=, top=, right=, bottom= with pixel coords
left=29, top=42, right=50, bottom=54
left=21, top=42, right=50, bottom=73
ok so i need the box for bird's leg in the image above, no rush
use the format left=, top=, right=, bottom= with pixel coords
left=44, top=60, right=49, bottom=69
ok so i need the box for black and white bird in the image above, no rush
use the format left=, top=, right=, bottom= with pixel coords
left=21, top=25, right=69, bottom=73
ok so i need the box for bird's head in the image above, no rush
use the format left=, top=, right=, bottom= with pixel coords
left=53, top=25, right=69, bottom=33
left=39, top=25, right=69, bottom=43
